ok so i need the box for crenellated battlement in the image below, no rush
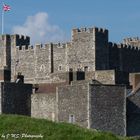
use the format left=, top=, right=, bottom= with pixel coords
left=16, top=45, right=33, bottom=51
left=120, top=43, right=140, bottom=51
left=16, top=43, right=48, bottom=51
left=109, top=42, right=140, bottom=51
left=11, top=34, right=30, bottom=42
left=16, top=42, right=67, bottom=52
left=35, top=44, right=47, bottom=49
left=108, top=42, right=118, bottom=48
left=18, top=35, right=29, bottom=41
left=1, top=26, right=140, bottom=82
left=54, top=43, right=66, bottom=48
left=10, top=34, right=30, bottom=47
left=72, top=27, right=108, bottom=36
left=94, top=27, right=108, bottom=34
left=0, top=34, right=11, bottom=39
left=122, top=37, right=140, bottom=48
left=123, top=37, right=140, bottom=42
left=34, top=42, right=66, bottom=50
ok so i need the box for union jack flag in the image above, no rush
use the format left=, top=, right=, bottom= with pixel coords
left=3, top=4, right=11, bottom=11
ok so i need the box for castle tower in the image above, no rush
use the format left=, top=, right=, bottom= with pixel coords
left=10, top=35, right=30, bottom=81
left=0, top=35, right=11, bottom=70
left=68, top=27, right=109, bottom=71
left=0, top=34, right=30, bottom=81
left=93, top=27, right=109, bottom=70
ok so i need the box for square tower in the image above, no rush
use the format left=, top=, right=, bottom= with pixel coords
left=0, top=35, right=11, bottom=70
left=68, top=27, right=109, bottom=72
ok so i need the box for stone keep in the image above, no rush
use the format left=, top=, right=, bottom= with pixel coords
left=68, top=27, right=109, bottom=71
left=56, top=82, right=126, bottom=136
left=1, top=27, right=140, bottom=84
left=0, top=26, right=140, bottom=136
left=0, top=27, right=109, bottom=84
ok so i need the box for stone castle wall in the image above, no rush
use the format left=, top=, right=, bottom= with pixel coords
left=0, top=26, right=140, bottom=136
left=127, top=91, right=140, bottom=136
left=85, top=70, right=115, bottom=85
left=68, top=28, right=96, bottom=71
left=94, top=28, right=109, bottom=70
left=0, top=82, right=32, bottom=115
left=12, top=43, right=68, bottom=83
left=10, top=35, right=30, bottom=80
left=109, top=42, right=140, bottom=72
left=31, top=93, right=56, bottom=121
left=68, top=27, right=108, bottom=71
left=0, top=35, right=11, bottom=70
left=57, top=83, right=89, bottom=128
left=85, top=70, right=129, bottom=85
left=90, top=84, right=126, bottom=136
left=1, top=27, right=140, bottom=84
left=54, top=82, right=126, bottom=135
left=53, top=43, right=67, bottom=73
left=16, top=46, right=35, bottom=81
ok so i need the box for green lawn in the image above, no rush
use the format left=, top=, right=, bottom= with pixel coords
left=0, top=114, right=134, bottom=140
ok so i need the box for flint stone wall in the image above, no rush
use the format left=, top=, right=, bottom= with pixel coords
left=1, top=82, right=32, bottom=115
left=85, top=70, right=115, bottom=84
left=57, top=84, right=89, bottom=128
left=90, top=84, right=126, bottom=136
left=31, top=93, right=56, bottom=121
left=127, top=91, right=140, bottom=136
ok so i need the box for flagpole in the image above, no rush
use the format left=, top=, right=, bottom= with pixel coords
left=1, top=3, right=4, bottom=34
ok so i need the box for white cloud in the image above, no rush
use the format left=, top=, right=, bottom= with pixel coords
left=12, top=12, right=67, bottom=44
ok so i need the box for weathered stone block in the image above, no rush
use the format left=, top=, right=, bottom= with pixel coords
left=1, top=82, right=32, bottom=116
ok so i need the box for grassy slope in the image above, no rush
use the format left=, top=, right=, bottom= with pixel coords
left=0, top=115, right=133, bottom=140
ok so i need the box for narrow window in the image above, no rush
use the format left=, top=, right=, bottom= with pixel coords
left=69, top=68, right=73, bottom=72
left=84, top=66, right=88, bottom=71
left=52, top=112, right=55, bottom=121
left=40, top=64, right=46, bottom=72
left=69, top=114, right=75, bottom=123
left=58, top=65, right=62, bottom=71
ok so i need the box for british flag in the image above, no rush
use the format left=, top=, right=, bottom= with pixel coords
left=3, top=4, right=11, bottom=11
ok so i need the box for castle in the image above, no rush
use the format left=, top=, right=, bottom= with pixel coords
left=0, top=26, right=140, bottom=136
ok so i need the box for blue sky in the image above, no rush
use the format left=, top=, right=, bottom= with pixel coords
left=2, top=0, right=140, bottom=44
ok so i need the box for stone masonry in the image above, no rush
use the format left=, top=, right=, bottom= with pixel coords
left=1, top=27, right=140, bottom=83
left=0, top=82, right=32, bottom=115
left=90, top=84, right=126, bottom=136
left=0, top=26, right=140, bottom=136
left=127, top=89, right=140, bottom=136
left=31, top=93, right=56, bottom=120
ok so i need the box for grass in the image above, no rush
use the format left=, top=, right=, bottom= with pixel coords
left=0, top=114, right=134, bottom=140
